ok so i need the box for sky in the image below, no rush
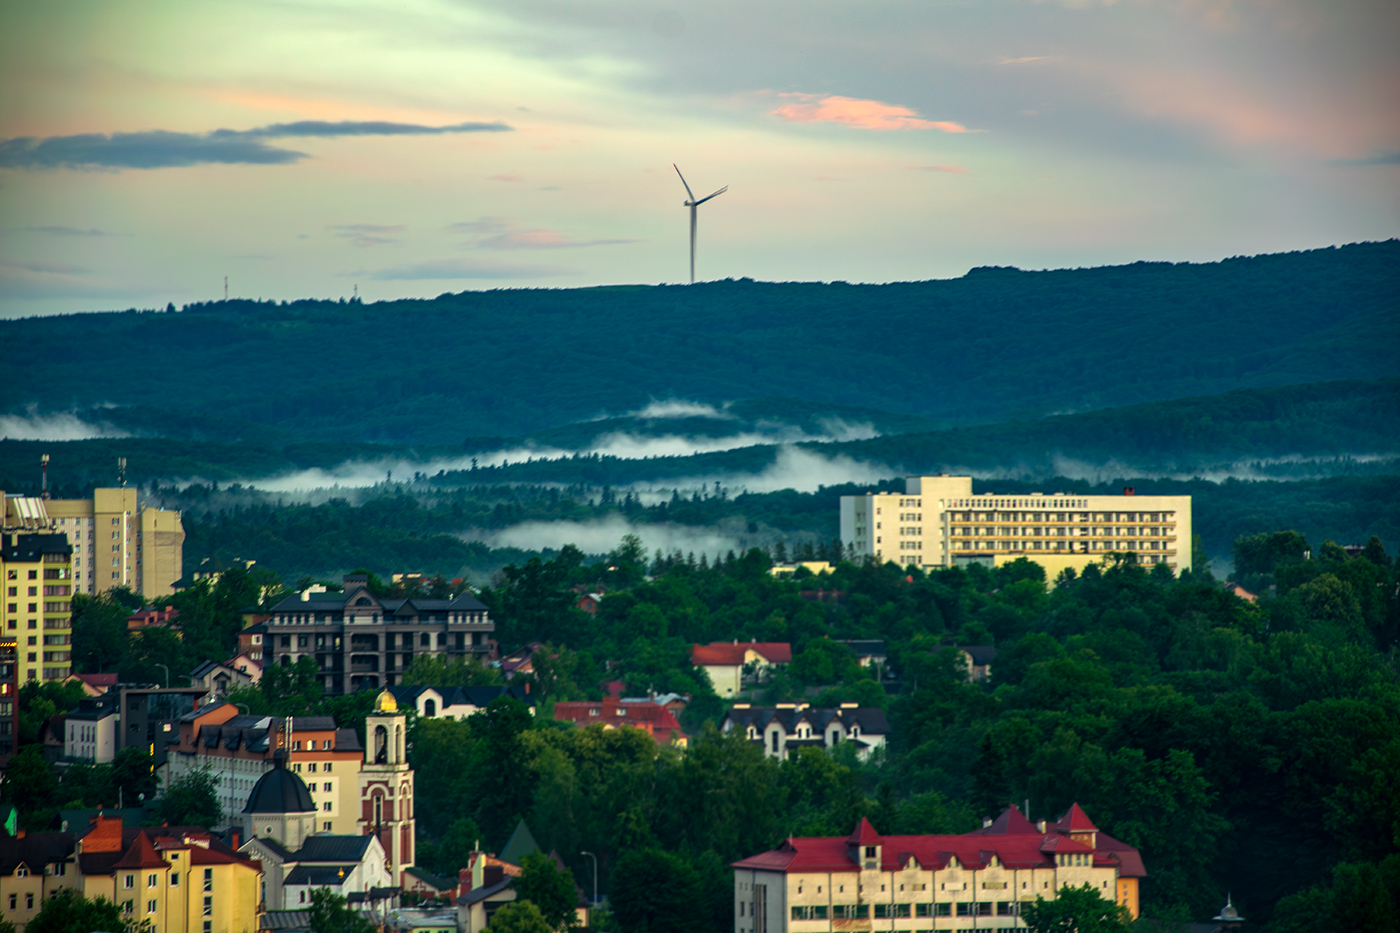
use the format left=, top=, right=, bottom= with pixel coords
left=1, top=0, right=1396, bottom=318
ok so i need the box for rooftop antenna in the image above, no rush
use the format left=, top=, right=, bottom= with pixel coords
left=117, top=457, right=127, bottom=488
left=41, top=453, right=50, bottom=500
left=353, top=283, right=358, bottom=300
left=673, top=164, right=727, bottom=285
left=224, top=275, right=228, bottom=301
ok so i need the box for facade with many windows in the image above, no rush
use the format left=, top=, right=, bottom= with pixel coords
left=732, top=804, right=1143, bottom=933
left=4, top=489, right=185, bottom=599
left=1, top=532, right=74, bottom=682
left=841, top=476, right=1191, bottom=579
left=264, top=574, right=496, bottom=695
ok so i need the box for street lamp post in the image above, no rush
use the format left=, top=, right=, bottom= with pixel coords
left=580, top=851, right=598, bottom=905
left=155, top=663, right=169, bottom=688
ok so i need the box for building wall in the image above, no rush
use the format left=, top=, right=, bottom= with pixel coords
left=737, top=857, right=1129, bottom=932
left=0, top=861, right=76, bottom=932
left=2, top=536, right=73, bottom=683
left=41, top=491, right=183, bottom=599
left=65, top=712, right=116, bottom=763
left=842, top=476, right=1192, bottom=579
left=700, top=663, right=742, bottom=697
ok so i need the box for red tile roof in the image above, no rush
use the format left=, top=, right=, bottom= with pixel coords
left=848, top=817, right=880, bottom=844
left=1055, top=803, right=1099, bottom=833
left=733, top=805, right=1144, bottom=878
left=690, top=642, right=792, bottom=666
left=553, top=698, right=687, bottom=743
left=112, top=833, right=167, bottom=870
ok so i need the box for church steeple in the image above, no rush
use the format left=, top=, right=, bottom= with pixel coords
left=359, top=688, right=414, bottom=884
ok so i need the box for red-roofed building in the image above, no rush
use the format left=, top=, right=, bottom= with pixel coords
left=552, top=698, right=688, bottom=747
left=731, top=803, right=1144, bottom=931
left=126, top=605, right=180, bottom=633
left=690, top=641, right=791, bottom=697
left=73, top=816, right=263, bottom=933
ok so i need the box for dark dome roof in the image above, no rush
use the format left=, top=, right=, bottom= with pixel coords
left=243, top=762, right=315, bottom=814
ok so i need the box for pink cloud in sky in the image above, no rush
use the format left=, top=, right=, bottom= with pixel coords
left=770, top=94, right=971, bottom=132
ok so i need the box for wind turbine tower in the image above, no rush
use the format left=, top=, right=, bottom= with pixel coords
left=673, top=164, right=727, bottom=284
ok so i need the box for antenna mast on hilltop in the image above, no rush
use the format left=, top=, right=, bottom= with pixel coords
left=40, top=454, right=50, bottom=500
left=673, top=164, right=728, bottom=285
left=224, top=276, right=229, bottom=301
left=118, top=457, right=127, bottom=488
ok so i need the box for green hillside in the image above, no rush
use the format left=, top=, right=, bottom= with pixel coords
left=2, top=241, right=1396, bottom=443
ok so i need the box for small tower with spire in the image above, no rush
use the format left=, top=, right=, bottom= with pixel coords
left=359, top=689, right=415, bottom=884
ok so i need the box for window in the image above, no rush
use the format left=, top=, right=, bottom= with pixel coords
left=324, top=782, right=332, bottom=792
left=147, top=899, right=158, bottom=914
left=203, top=896, right=212, bottom=916
left=172, top=873, right=179, bottom=886
left=125, top=874, right=136, bottom=889
left=25, top=894, right=33, bottom=910
left=998, top=901, right=1016, bottom=915
left=148, top=873, right=159, bottom=887
left=204, top=868, right=213, bottom=892
left=7, top=894, right=14, bottom=909
left=308, top=762, right=317, bottom=772
left=324, top=763, right=332, bottom=772
left=324, top=822, right=333, bottom=831
left=323, top=802, right=332, bottom=811
left=123, top=900, right=134, bottom=915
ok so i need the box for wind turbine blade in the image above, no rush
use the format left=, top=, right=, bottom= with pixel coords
left=694, top=185, right=728, bottom=205
left=673, top=164, right=696, bottom=201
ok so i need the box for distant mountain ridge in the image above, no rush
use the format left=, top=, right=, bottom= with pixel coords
left=1, top=241, right=1396, bottom=444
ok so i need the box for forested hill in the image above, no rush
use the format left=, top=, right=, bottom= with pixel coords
left=3, top=240, right=1397, bottom=443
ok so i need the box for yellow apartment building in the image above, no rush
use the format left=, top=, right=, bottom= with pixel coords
left=3, top=489, right=184, bottom=598
left=75, top=814, right=262, bottom=933
left=841, top=475, right=1192, bottom=578
left=1, top=533, right=74, bottom=682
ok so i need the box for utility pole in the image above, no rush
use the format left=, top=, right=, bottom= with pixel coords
left=581, top=851, right=598, bottom=905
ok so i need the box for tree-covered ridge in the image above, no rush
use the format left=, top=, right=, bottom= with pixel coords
left=3, top=241, right=1396, bottom=442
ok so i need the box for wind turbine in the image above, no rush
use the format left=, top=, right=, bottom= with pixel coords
left=674, top=164, right=727, bottom=284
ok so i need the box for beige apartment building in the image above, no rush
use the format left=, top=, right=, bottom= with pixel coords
left=841, top=475, right=1191, bottom=578
left=2, top=489, right=184, bottom=598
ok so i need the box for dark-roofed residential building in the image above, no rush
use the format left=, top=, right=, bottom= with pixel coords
left=264, top=574, right=496, bottom=695
left=957, top=645, right=997, bottom=682
left=732, top=804, right=1145, bottom=932
left=721, top=703, right=890, bottom=761
left=0, top=828, right=76, bottom=930
left=164, top=702, right=366, bottom=835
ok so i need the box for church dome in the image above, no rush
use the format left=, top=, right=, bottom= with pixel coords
left=243, top=760, right=315, bottom=814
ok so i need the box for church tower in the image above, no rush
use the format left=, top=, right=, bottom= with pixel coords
left=243, top=751, right=317, bottom=850
left=359, top=689, right=415, bottom=881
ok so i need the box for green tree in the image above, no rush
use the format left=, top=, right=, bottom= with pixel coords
left=516, top=852, right=581, bottom=930
left=110, top=747, right=159, bottom=806
left=70, top=591, right=132, bottom=673
left=0, top=746, right=59, bottom=827
left=401, top=653, right=502, bottom=688
left=488, top=900, right=553, bottom=933
left=26, top=888, right=132, bottom=933
left=159, top=768, right=223, bottom=828
left=469, top=697, right=538, bottom=847
left=17, top=679, right=86, bottom=746
left=307, top=887, right=377, bottom=933
left=1020, top=883, right=1133, bottom=933
left=610, top=848, right=706, bottom=933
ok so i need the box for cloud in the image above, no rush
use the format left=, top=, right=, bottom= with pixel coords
left=0, top=410, right=130, bottom=441
left=461, top=515, right=754, bottom=561
left=908, top=164, right=968, bottom=174
left=0, top=119, right=512, bottom=170
left=2, top=259, right=88, bottom=275
left=770, top=94, right=974, bottom=132
left=999, top=56, right=1052, bottom=65
left=329, top=223, right=406, bottom=248
left=369, top=258, right=574, bottom=280
left=23, top=226, right=117, bottom=237
left=630, top=399, right=735, bottom=420
left=450, top=217, right=636, bottom=250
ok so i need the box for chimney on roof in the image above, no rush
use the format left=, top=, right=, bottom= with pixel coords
left=231, top=828, right=240, bottom=849
left=982, top=818, right=992, bottom=828
left=1123, top=486, right=1135, bottom=496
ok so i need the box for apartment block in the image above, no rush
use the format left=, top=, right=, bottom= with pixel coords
left=165, top=703, right=366, bottom=836
left=840, top=475, right=1192, bottom=578
left=264, top=574, right=496, bottom=695
left=1, top=533, right=74, bottom=682
left=0, top=636, right=16, bottom=757
left=2, top=490, right=184, bottom=599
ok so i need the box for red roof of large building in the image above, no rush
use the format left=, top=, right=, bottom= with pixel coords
left=733, top=804, right=1145, bottom=878
left=1055, top=802, right=1099, bottom=833
left=690, top=642, right=792, bottom=666
left=553, top=698, right=687, bottom=743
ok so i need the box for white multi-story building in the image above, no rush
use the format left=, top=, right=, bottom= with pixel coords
left=840, top=475, right=1192, bottom=578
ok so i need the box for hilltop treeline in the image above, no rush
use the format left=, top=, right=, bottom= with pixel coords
left=4, top=242, right=1396, bottom=442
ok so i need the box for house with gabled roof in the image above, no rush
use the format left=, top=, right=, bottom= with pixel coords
left=690, top=641, right=792, bottom=697
left=552, top=697, right=688, bottom=746
left=387, top=684, right=536, bottom=720
left=721, top=703, right=890, bottom=760
left=732, top=804, right=1144, bottom=932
